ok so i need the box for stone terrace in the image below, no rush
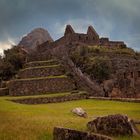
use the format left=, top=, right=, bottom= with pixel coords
left=8, top=60, right=75, bottom=96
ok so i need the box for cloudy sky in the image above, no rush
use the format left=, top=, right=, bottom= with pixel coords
left=0, top=0, right=140, bottom=54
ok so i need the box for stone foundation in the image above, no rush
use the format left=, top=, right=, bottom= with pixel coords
left=53, top=127, right=112, bottom=140
left=8, top=77, right=75, bottom=96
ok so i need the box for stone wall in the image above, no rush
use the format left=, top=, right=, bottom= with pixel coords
left=0, top=88, right=9, bottom=96
left=8, top=77, right=75, bottom=96
left=100, top=38, right=126, bottom=48
left=111, top=59, right=140, bottom=98
left=89, top=97, right=140, bottom=103
left=10, top=93, right=88, bottom=104
left=18, top=65, right=64, bottom=78
left=53, top=127, right=112, bottom=140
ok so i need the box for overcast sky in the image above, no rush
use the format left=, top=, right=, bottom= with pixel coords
left=0, top=0, right=140, bottom=54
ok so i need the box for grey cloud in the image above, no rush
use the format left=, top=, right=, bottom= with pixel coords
left=0, top=0, right=139, bottom=51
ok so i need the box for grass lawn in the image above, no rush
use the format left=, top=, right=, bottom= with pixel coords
left=0, top=96, right=140, bottom=140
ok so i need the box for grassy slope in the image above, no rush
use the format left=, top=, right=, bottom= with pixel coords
left=0, top=97, right=140, bottom=140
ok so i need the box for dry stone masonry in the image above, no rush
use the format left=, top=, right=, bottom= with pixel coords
left=53, top=127, right=113, bottom=140
left=8, top=59, right=75, bottom=96
left=87, top=114, right=133, bottom=136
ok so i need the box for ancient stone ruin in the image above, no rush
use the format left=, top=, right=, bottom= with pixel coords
left=0, top=24, right=140, bottom=99
left=53, top=127, right=112, bottom=140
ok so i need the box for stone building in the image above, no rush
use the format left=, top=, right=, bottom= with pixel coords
left=37, top=25, right=126, bottom=52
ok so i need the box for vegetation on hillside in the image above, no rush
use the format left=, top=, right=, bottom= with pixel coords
left=70, top=45, right=140, bottom=82
left=70, top=46, right=112, bottom=82
left=0, top=46, right=26, bottom=81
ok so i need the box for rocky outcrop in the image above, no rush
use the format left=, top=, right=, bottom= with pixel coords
left=18, top=28, right=53, bottom=49
left=53, top=127, right=113, bottom=140
left=87, top=114, right=133, bottom=136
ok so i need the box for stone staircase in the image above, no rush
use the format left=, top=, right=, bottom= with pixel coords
left=8, top=60, right=75, bottom=96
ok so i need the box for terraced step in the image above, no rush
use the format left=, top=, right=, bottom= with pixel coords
left=7, top=92, right=71, bottom=99
left=18, top=65, right=64, bottom=78
left=8, top=76, right=75, bottom=96
left=9, top=92, right=88, bottom=104
left=24, top=60, right=59, bottom=68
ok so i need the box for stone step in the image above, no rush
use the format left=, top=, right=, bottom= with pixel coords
left=18, top=65, right=64, bottom=78
left=24, top=60, right=59, bottom=68
left=8, top=76, right=75, bottom=96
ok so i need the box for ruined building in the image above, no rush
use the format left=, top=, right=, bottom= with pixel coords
left=37, top=25, right=126, bottom=52
left=0, top=25, right=139, bottom=98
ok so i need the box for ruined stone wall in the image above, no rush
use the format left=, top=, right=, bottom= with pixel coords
left=100, top=38, right=126, bottom=48
left=53, top=127, right=112, bottom=140
left=18, top=65, right=64, bottom=78
left=0, top=88, right=9, bottom=96
left=8, top=77, right=75, bottom=96
left=11, top=93, right=88, bottom=104
left=109, top=59, right=140, bottom=98
left=109, top=41, right=126, bottom=47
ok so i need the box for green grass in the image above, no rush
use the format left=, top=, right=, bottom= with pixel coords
left=26, top=59, right=57, bottom=64
left=21, top=64, right=61, bottom=71
left=88, top=45, right=136, bottom=56
left=5, top=92, right=72, bottom=99
left=12, top=75, right=67, bottom=81
left=0, top=97, right=140, bottom=140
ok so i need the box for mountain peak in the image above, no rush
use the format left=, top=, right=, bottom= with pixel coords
left=18, top=27, right=53, bottom=49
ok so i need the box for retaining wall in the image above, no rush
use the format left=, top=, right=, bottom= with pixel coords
left=10, top=93, right=88, bottom=104
left=9, top=77, right=75, bottom=96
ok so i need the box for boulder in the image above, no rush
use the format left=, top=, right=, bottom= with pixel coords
left=53, top=127, right=113, bottom=140
left=71, top=107, right=87, bottom=118
left=87, top=114, right=133, bottom=136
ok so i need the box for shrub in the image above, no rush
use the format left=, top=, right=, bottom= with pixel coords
left=0, top=46, right=26, bottom=80
left=84, top=56, right=112, bottom=82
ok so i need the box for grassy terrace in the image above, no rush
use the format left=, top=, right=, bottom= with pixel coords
left=21, top=64, right=61, bottom=71
left=88, top=45, right=137, bottom=56
left=0, top=95, right=140, bottom=140
left=6, top=92, right=72, bottom=100
left=12, top=75, right=67, bottom=81
left=26, top=60, right=57, bottom=64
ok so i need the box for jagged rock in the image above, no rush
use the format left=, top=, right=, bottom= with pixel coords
left=87, top=114, right=133, bottom=136
left=71, top=107, right=87, bottom=118
left=18, top=28, right=53, bottom=49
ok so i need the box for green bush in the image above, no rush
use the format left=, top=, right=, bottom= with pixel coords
left=85, top=56, right=112, bottom=82
left=0, top=46, right=26, bottom=80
